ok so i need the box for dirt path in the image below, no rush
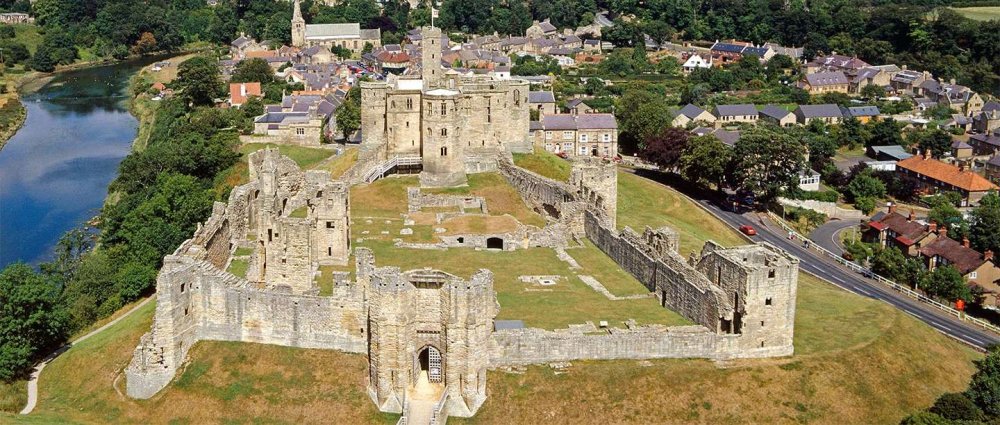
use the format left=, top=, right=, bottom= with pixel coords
left=20, top=296, right=154, bottom=415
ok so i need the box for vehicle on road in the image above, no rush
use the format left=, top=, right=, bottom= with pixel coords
left=740, top=225, right=757, bottom=236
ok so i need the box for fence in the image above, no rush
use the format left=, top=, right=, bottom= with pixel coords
left=430, top=386, right=449, bottom=425
left=766, top=211, right=1000, bottom=337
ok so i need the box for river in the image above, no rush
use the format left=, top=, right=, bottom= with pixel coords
left=0, top=59, right=159, bottom=267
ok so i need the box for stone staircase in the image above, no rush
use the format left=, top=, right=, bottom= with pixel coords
left=401, top=372, right=447, bottom=425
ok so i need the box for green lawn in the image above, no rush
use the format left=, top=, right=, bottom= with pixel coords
left=951, top=6, right=1000, bottom=21
left=0, top=380, right=25, bottom=414
left=564, top=240, right=652, bottom=297
left=426, top=173, right=546, bottom=227
left=327, top=147, right=358, bottom=179
left=11, top=24, right=41, bottom=54
left=359, top=240, right=689, bottom=329
left=239, top=143, right=333, bottom=169
left=227, top=259, right=248, bottom=278
left=513, top=150, right=572, bottom=182
left=617, top=171, right=745, bottom=255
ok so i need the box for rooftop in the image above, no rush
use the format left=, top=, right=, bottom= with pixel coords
left=897, top=155, right=999, bottom=192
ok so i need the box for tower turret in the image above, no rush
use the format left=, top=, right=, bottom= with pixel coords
left=291, top=0, right=306, bottom=47
left=420, top=26, right=443, bottom=87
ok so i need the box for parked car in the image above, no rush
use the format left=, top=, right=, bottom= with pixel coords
left=740, top=225, right=757, bottom=236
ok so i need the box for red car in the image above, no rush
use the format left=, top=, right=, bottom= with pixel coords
left=740, top=225, right=757, bottom=236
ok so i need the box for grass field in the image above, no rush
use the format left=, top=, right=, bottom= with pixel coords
left=951, top=6, right=1000, bottom=21
left=618, top=172, right=745, bottom=255
left=427, top=173, right=546, bottom=227
left=513, top=150, right=572, bottom=181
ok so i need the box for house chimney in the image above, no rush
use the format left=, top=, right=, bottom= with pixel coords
left=929, top=221, right=938, bottom=233
left=959, top=162, right=967, bottom=172
left=939, top=226, right=948, bottom=239
left=908, top=210, right=915, bottom=222
left=924, top=150, right=931, bottom=160
left=963, top=237, right=971, bottom=248
left=888, top=202, right=897, bottom=214
left=986, top=250, right=994, bottom=262
left=950, top=78, right=956, bottom=85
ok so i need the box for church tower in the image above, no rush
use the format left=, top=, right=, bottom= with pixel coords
left=291, top=0, right=306, bottom=47
left=420, top=26, right=442, bottom=88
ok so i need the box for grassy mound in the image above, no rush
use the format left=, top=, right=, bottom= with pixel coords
left=513, top=150, right=572, bottom=182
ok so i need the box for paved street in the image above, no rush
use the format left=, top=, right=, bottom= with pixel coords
left=808, top=219, right=860, bottom=255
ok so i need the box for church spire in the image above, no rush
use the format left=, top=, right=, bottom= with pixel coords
left=292, top=0, right=304, bottom=23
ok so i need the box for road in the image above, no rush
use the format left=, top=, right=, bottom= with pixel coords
left=624, top=169, right=999, bottom=350
left=20, top=296, right=154, bottom=415
left=808, top=219, right=860, bottom=255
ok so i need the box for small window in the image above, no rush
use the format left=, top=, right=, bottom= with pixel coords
left=180, top=283, right=185, bottom=293
left=765, top=297, right=772, bottom=306
left=440, top=146, right=448, bottom=156
left=970, top=271, right=978, bottom=279
left=328, top=247, right=332, bottom=256
left=440, top=128, right=447, bottom=136
left=326, top=221, right=335, bottom=228
left=296, top=128, right=305, bottom=135
left=184, top=308, right=189, bottom=316
left=768, top=269, right=776, bottom=278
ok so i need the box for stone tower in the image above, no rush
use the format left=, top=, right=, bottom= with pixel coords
left=420, top=90, right=467, bottom=187
left=695, top=242, right=798, bottom=356
left=421, top=26, right=443, bottom=88
left=291, top=0, right=306, bottom=48
left=570, top=158, right=618, bottom=228
left=365, top=265, right=498, bottom=418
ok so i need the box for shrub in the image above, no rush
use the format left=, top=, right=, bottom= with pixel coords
left=929, top=392, right=983, bottom=421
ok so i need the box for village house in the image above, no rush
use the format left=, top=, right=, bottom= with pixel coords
left=534, top=114, right=618, bottom=157
left=799, top=71, right=849, bottom=94
left=804, top=54, right=870, bottom=75
left=968, top=134, right=1000, bottom=157
left=919, top=79, right=984, bottom=116
left=526, top=19, right=558, bottom=38
left=760, top=105, right=795, bottom=127
left=919, top=230, right=1000, bottom=308
left=692, top=127, right=741, bottom=147
left=851, top=66, right=895, bottom=95
left=672, top=104, right=716, bottom=127
left=973, top=102, right=1000, bottom=134
left=252, top=94, right=340, bottom=146
left=565, top=98, right=596, bottom=115
left=229, top=82, right=262, bottom=107
left=890, top=68, right=933, bottom=96
left=896, top=151, right=999, bottom=206
left=681, top=53, right=712, bottom=74
left=984, top=156, right=1000, bottom=184
left=794, top=104, right=843, bottom=125
left=712, top=104, right=758, bottom=124
left=952, top=141, right=975, bottom=159
left=230, top=34, right=269, bottom=60
left=528, top=91, right=557, bottom=116
left=843, top=106, right=881, bottom=124
left=708, top=40, right=774, bottom=65
left=867, top=145, right=913, bottom=162
left=863, top=206, right=938, bottom=256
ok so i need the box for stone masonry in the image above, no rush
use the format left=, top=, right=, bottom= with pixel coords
left=126, top=148, right=798, bottom=422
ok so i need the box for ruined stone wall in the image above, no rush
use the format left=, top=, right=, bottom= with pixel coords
left=126, top=254, right=367, bottom=399
left=584, top=212, right=729, bottom=329
left=489, top=326, right=743, bottom=366
left=407, top=187, right=487, bottom=214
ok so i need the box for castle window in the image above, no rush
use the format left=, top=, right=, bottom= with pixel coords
left=180, top=283, right=185, bottom=293
left=765, top=297, right=772, bottom=306
left=328, top=247, right=332, bottom=256
left=391, top=100, right=396, bottom=108
left=768, top=269, right=776, bottom=278
left=296, top=128, right=305, bottom=136
left=440, top=147, right=448, bottom=156
left=406, top=121, right=409, bottom=128
left=406, top=98, right=413, bottom=110
left=487, top=106, right=492, bottom=123
left=441, top=101, right=447, bottom=116
left=761, top=321, right=765, bottom=327
left=326, top=221, right=334, bottom=228
left=514, top=90, right=520, bottom=106
left=440, top=128, right=447, bottom=136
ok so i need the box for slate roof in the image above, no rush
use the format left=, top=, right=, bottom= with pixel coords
left=869, top=211, right=929, bottom=244
left=897, top=155, right=999, bottom=192
left=797, top=104, right=844, bottom=118
left=807, top=54, right=870, bottom=70
left=987, top=155, right=1000, bottom=168
left=714, top=104, right=758, bottom=117
left=805, top=71, right=848, bottom=86
left=678, top=103, right=708, bottom=119
left=540, top=114, right=617, bottom=130
left=760, top=105, right=792, bottom=120
left=868, top=145, right=913, bottom=161
left=846, top=106, right=880, bottom=117
left=306, top=23, right=361, bottom=38
left=983, top=101, right=1000, bottom=114
left=920, top=236, right=988, bottom=275
left=529, top=91, right=556, bottom=103
left=952, top=140, right=973, bottom=150
left=538, top=21, right=557, bottom=33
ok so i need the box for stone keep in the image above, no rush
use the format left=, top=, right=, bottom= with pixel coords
left=360, top=26, right=531, bottom=187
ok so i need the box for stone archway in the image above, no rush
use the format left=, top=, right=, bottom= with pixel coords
left=416, top=345, right=443, bottom=383
left=486, top=237, right=503, bottom=250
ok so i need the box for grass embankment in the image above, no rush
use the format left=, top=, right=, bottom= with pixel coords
left=427, top=173, right=546, bottom=227
left=951, top=6, right=1000, bottom=21
left=513, top=150, right=572, bottom=181
left=214, top=143, right=335, bottom=197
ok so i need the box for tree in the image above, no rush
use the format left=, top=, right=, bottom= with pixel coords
left=845, top=169, right=886, bottom=202
left=871, top=247, right=907, bottom=282
left=0, top=26, right=13, bottom=40
left=920, top=265, right=972, bottom=303
left=865, top=118, right=902, bottom=147
left=0, top=263, right=69, bottom=381
left=131, top=31, right=157, bottom=55
left=854, top=197, right=876, bottom=215
left=928, top=392, right=983, bottom=422
left=836, top=117, right=866, bottom=149
left=176, top=56, right=223, bottom=106
left=679, top=135, right=732, bottom=188
left=969, top=192, right=1000, bottom=254
left=336, top=99, right=360, bottom=139
left=729, top=127, right=805, bottom=202
left=898, top=412, right=952, bottom=425
left=860, top=83, right=885, bottom=100
left=615, top=89, right=671, bottom=153
left=640, top=127, right=688, bottom=170
left=230, top=57, right=275, bottom=84
left=914, top=129, right=953, bottom=158
left=28, top=44, right=56, bottom=72
left=967, top=347, right=1000, bottom=417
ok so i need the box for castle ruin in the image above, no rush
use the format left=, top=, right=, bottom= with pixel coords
left=127, top=58, right=798, bottom=423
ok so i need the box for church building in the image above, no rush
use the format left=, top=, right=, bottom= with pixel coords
left=291, top=0, right=381, bottom=54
